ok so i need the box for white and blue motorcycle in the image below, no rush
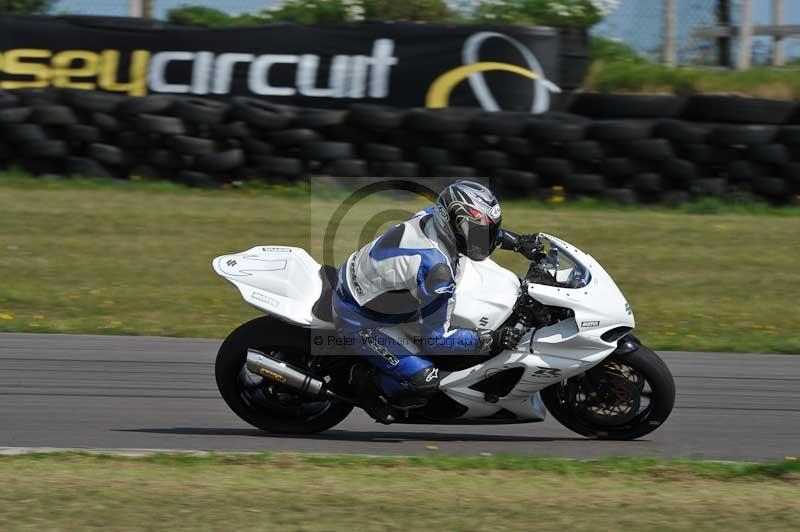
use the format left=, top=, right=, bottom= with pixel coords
left=213, top=234, right=675, bottom=440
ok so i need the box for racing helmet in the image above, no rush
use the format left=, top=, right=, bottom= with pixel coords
left=433, top=180, right=502, bottom=261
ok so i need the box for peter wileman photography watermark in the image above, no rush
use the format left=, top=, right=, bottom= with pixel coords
left=308, top=175, right=493, bottom=357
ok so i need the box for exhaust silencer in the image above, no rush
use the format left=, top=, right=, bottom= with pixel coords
left=245, top=349, right=345, bottom=401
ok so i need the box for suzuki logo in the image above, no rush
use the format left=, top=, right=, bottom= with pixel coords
left=427, top=32, right=561, bottom=113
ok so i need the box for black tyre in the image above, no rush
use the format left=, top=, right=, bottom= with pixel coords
left=197, top=148, right=245, bottom=172
left=31, top=105, right=78, bottom=126
left=541, top=345, right=675, bottom=440
left=469, top=111, right=527, bottom=136
left=433, top=165, right=478, bottom=178
left=662, top=158, right=699, bottom=186
left=562, top=140, right=604, bottom=163
left=603, top=187, right=637, bottom=205
left=137, top=114, right=186, bottom=135
left=379, top=161, right=420, bottom=177
left=325, top=158, right=369, bottom=177
left=88, top=143, right=129, bottom=166
left=175, top=97, right=228, bottom=125
left=63, top=89, right=125, bottom=113
left=405, top=108, right=473, bottom=133
left=363, top=143, right=404, bottom=162
left=495, top=168, right=538, bottom=192
left=777, top=126, right=800, bottom=145
left=498, top=137, right=534, bottom=157
left=441, top=133, right=480, bottom=152
left=710, top=124, right=778, bottom=146
left=628, top=138, right=674, bottom=161
left=748, top=144, right=790, bottom=165
left=302, top=141, right=354, bottom=161
left=295, top=108, right=347, bottom=129
left=563, top=173, right=605, bottom=194
left=632, top=172, right=662, bottom=194
left=65, top=156, right=113, bottom=178
left=527, top=119, right=586, bottom=142
left=3, top=123, right=48, bottom=144
left=66, top=124, right=103, bottom=144
left=473, top=149, right=512, bottom=169
left=91, top=112, right=125, bottom=133
left=22, top=139, right=68, bottom=158
left=178, top=170, right=217, bottom=188
left=417, top=146, right=453, bottom=167
left=232, top=97, right=294, bottom=130
left=691, top=177, right=728, bottom=197
left=118, top=95, right=176, bottom=115
left=267, top=128, right=321, bottom=148
left=654, top=119, right=713, bottom=144
left=0, top=107, right=32, bottom=124
left=570, top=93, right=686, bottom=119
left=216, top=317, right=353, bottom=434
left=683, top=95, right=795, bottom=124
left=213, top=121, right=251, bottom=139
left=347, top=104, right=406, bottom=130
left=255, top=156, right=305, bottom=176
left=0, top=90, right=20, bottom=109
left=587, top=120, right=654, bottom=142
left=534, top=157, right=573, bottom=182
left=242, top=137, right=275, bottom=156
left=169, top=135, right=217, bottom=155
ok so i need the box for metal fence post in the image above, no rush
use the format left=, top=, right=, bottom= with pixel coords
left=143, top=0, right=154, bottom=20
left=717, top=0, right=732, bottom=67
left=737, top=0, right=753, bottom=69
left=663, top=0, right=679, bottom=66
left=773, top=0, right=786, bottom=66
left=128, top=0, right=143, bottom=17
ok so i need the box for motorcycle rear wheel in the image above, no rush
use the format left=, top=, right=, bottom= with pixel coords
left=541, top=345, right=675, bottom=440
left=215, top=316, right=353, bottom=434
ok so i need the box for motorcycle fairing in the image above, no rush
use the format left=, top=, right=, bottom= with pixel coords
left=213, top=246, right=334, bottom=328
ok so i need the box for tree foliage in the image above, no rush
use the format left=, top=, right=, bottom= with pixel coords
left=0, top=0, right=55, bottom=14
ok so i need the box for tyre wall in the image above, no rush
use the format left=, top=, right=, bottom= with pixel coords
left=0, top=88, right=799, bottom=203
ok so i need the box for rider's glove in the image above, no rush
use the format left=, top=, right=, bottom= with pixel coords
left=490, top=326, right=524, bottom=354
left=500, top=231, right=542, bottom=260
left=516, top=233, right=543, bottom=260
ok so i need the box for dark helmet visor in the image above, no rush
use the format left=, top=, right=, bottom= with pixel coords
left=458, top=217, right=501, bottom=261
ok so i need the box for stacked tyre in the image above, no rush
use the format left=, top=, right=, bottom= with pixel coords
left=0, top=88, right=798, bottom=203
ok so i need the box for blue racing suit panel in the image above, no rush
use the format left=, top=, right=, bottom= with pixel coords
left=416, top=262, right=480, bottom=354
left=332, top=209, right=482, bottom=399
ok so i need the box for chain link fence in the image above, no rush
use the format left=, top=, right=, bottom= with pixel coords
left=22, top=0, right=800, bottom=66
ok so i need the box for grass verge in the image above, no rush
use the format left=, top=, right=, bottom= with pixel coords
left=1, top=176, right=799, bottom=353
left=586, top=38, right=800, bottom=99
left=0, top=452, right=798, bottom=532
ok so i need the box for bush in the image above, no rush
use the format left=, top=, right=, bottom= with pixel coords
left=0, top=0, right=54, bottom=13
left=167, top=6, right=266, bottom=26
left=166, top=0, right=614, bottom=27
left=473, top=0, right=617, bottom=28
left=362, top=0, right=453, bottom=22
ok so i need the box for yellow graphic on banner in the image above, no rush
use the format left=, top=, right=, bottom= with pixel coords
left=0, top=48, right=150, bottom=95
left=426, top=61, right=540, bottom=109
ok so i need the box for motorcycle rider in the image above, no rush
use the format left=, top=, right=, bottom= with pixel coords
left=332, top=180, right=541, bottom=423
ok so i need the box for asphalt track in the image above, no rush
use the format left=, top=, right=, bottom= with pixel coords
left=1, top=333, right=798, bottom=461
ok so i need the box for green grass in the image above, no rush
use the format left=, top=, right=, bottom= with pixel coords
left=0, top=453, right=798, bottom=532
left=587, top=37, right=800, bottom=99
left=1, top=175, right=799, bottom=353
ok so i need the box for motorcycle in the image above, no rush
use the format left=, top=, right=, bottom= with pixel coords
left=212, top=234, right=675, bottom=440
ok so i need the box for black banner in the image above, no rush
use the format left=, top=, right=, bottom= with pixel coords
left=0, top=15, right=586, bottom=112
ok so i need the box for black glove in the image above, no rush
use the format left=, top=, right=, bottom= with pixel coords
left=500, top=231, right=542, bottom=260
left=516, top=233, right=543, bottom=260
left=492, top=326, right=525, bottom=353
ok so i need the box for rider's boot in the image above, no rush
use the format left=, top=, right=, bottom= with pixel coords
left=349, top=364, right=396, bottom=425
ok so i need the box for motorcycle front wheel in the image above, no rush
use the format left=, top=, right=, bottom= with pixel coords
left=215, top=316, right=353, bottom=434
left=541, top=345, right=675, bottom=440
